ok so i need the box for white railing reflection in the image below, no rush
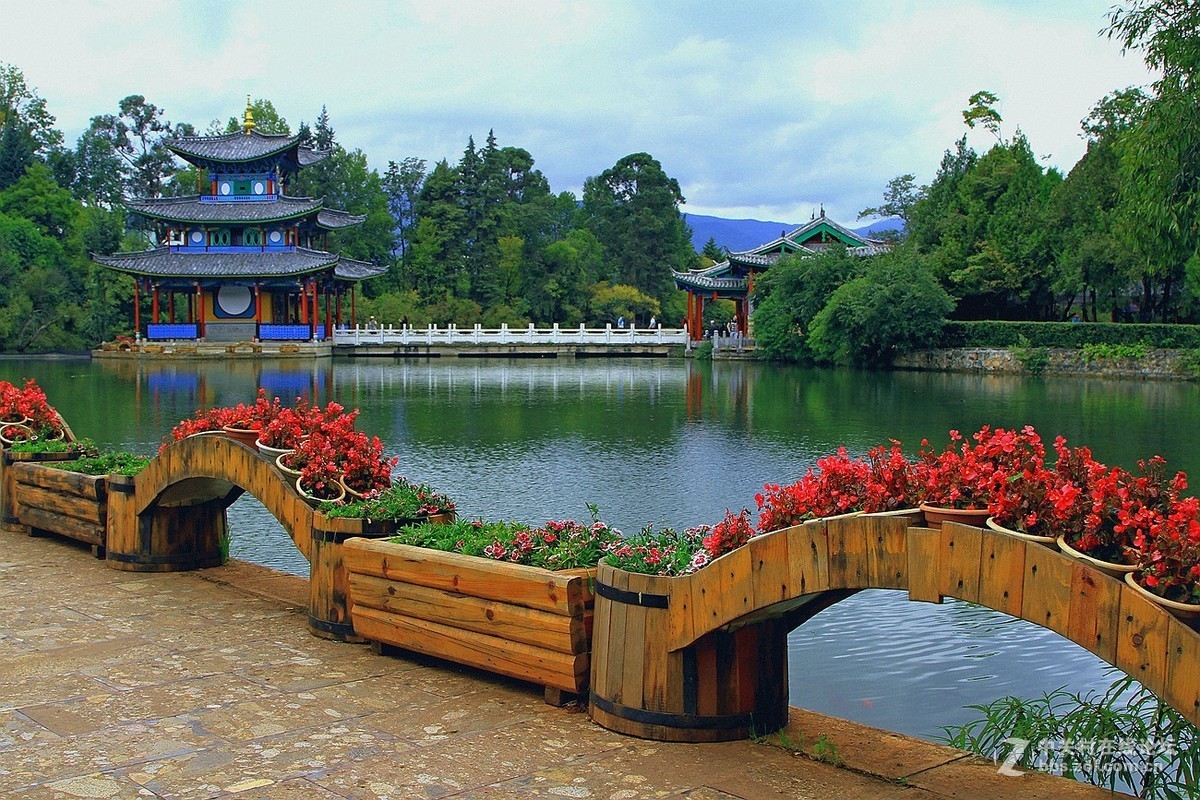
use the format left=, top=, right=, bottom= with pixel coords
left=334, top=323, right=690, bottom=347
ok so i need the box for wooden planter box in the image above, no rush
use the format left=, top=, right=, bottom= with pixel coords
left=9, top=461, right=108, bottom=557
left=343, top=537, right=595, bottom=701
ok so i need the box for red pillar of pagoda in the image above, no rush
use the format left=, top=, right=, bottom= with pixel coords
left=151, top=286, right=160, bottom=324
left=323, top=285, right=332, bottom=341
left=133, top=280, right=141, bottom=338
left=254, top=283, right=262, bottom=339
left=309, top=280, right=317, bottom=341
left=336, top=289, right=343, bottom=330
left=351, top=285, right=357, bottom=328
left=196, top=283, right=205, bottom=338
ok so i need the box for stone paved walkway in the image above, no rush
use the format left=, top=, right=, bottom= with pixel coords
left=0, top=530, right=1128, bottom=799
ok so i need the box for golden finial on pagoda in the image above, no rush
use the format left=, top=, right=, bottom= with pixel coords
left=242, top=95, right=256, bottom=134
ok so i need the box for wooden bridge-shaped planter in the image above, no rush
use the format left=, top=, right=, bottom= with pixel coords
left=590, top=515, right=1200, bottom=742
left=344, top=537, right=595, bottom=702
left=10, top=461, right=108, bottom=557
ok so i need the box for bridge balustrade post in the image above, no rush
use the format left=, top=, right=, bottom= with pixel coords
left=552, top=323, right=559, bottom=344
left=605, top=323, right=612, bottom=343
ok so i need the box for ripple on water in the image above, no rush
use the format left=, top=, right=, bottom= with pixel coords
left=787, top=589, right=1120, bottom=740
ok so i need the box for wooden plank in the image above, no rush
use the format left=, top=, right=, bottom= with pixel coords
left=590, top=562, right=614, bottom=698
left=347, top=573, right=585, bottom=654
left=977, top=527, right=1026, bottom=617
left=939, top=522, right=983, bottom=603
left=637, top=573, right=675, bottom=713
left=827, top=515, right=869, bottom=589
left=786, top=520, right=829, bottom=596
left=694, top=635, right=719, bottom=717
left=18, top=505, right=104, bottom=546
left=621, top=572, right=650, bottom=710
left=1021, top=544, right=1075, bottom=639
left=1116, top=583, right=1170, bottom=699
left=667, top=575, right=695, bottom=652
left=905, top=527, right=941, bottom=603
left=1066, top=564, right=1121, bottom=665
left=15, top=484, right=105, bottom=525
left=691, top=548, right=726, bottom=639
left=715, top=546, right=755, bottom=631
left=1165, top=618, right=1200, bottom=728
left=351, top=605, right=586, bottom=693
left=343, top=538, right=587, bottom=615
left=603, top=567, right=629, bottom=704
left=864, top=515, right=908, bottom=590
left=12, top=463, right=104, bottom=500
left=749, top=530, right=790, bottom=609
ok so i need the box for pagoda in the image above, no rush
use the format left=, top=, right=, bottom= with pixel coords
left=93, top=100, right=386, bottom=343
left=673, top=210, right=888, bottom=340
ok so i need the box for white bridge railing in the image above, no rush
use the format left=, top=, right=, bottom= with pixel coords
left=334, top=323, right=690, bottom=347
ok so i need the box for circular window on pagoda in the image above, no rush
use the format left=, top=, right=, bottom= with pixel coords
left=253, top=181, right=265, bottom=195
left=220, top=181, right=232, bottom=196
left=216, top=285, right=253, bottom=317
left=190, top=230, right=204, bottom=244
left=268, top=229, right=282, bottom=244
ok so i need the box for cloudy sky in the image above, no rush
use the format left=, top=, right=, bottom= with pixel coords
left=2, top=0, right=1155, bottom=225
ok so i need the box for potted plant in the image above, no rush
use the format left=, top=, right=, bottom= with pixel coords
left=755, top=448, right=870, bottom=533
left=255, top=405, right=307, bottom=459
left=222, top=390, right=279, bottom=447
left=295, top=435, right=345, bottom=506
left=1125, top=494, right=1200, bottom=618
left=321, top=478, right=455, bottom=525
left=917, top=426, right=1034, bottom=528
left=337, top=433, right=396, bottom=499
left=862, top=440, right=922, bottom=519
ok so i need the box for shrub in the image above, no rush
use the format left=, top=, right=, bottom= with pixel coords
left=941, top=320, right=1200, bottom=349
left=50, top=451, right=151, bottom=476
left=807, top=250, right=953, bottom=366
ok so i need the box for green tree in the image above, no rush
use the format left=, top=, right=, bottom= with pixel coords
left=0, top=62, right=63, bottom=156
left=808, top=250, right=953, bottom=366
left=84, top=95, right=184, bottom=198
left=750, top=247, right=863, bottom=362
left=581, top=152, right=694, bottom=303
left=700, top=236, right=725, bottom=263
left=589, top=282, right=660, bottom=326
left=963, top=90, right=1004, bottom=143
left=0, top=116, right=32, bottom=190
left=858, top=173, right=920, bottom=235
left=383, top=156, right=426, bottom=262
left=1107, top=1, right=1200, bottom=321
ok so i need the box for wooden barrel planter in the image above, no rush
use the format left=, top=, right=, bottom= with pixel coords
left=0, top=450, right=81, bottom=533
left=306, top=513, right=424, bottom=642
left=589, top=562, right=789, bottom=742
left=344, top=535, right=595, bottom=702
left=104, top=474, right=228, bottom=572
left=11, top=462, right=108, bottom=557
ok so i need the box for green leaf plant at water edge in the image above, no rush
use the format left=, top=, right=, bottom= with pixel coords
left=319, top=479, right=455, bottom=521
left=941, top=676, right=1199, bottom=799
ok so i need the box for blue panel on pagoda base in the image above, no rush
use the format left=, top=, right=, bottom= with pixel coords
left=199, top=194, right=278, bottom=203
left=171, top=245, right=295, bottom=253
left=147, top=323, right=199, bottom=340
left=259, top=324, right=325, bottom=340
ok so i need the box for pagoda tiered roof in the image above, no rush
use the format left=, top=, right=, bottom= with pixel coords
left=165, top=130, right=328, bottom=168
left=315, top=209, right=366, bottom=230
left=93, top=246, right=387, bottom=282
left=672, top=213, right=889, bottom=294
left=125, top=195, right=326, bottom=224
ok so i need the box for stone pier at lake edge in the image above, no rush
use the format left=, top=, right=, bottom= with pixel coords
left=0, top=530, right=1127, bottom=799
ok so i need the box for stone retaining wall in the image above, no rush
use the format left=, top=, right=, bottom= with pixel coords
left=893, top=347, right=1197, bottom=381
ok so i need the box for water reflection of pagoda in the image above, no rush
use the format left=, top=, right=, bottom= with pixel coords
left=94, top=101, right=385, bottom=343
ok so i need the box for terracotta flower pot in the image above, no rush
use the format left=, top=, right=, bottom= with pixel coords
left=1056, top=535, right=1136, bottom=579
left=222, top=425, right=260, bottom=448
left=984, top=516, right=1056, bottom=547
left=339, top=477, right=366, bottom=501
left=0, top=422, right=36, bottom=447
left=919, top=503, right=989, bottom=530
left=1124, top=572, right=1200, bottom=620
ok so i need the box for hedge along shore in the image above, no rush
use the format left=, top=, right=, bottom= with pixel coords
left=894, top=347, right=1199, bottom=381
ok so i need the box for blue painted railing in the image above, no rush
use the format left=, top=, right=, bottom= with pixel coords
left=146, top=323, right=199, bottom=340
left=259, top=325, right=325, bottom=341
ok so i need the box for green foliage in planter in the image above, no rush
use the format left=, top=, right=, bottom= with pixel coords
left=941, top=676, right=1199, bottom=799
left=7, top=437, right=97, bottom=455
left=320, top=479, right=454, bottom=521
left=603, top=523, right=706, bottom=576
left=942, top=321, right=1200, bottom=350
left=49, top=451, right=151, bottom=476
left=388, top=515, right=617, bottom=571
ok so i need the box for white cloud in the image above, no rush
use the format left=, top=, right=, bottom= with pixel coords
left=0, top=0, right=1154, bottom=225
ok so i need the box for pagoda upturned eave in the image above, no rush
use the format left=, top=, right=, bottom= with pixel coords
left=165, top=130, right=328, bottom=168
left=91, top=246, right=386, bottom=282
left=124, top=195, right=328, bottom=225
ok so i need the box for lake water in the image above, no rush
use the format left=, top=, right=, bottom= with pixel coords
left=6, top=355, right=1197, bottom=743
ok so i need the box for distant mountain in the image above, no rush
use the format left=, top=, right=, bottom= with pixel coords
left=684, top=213, right=903, bottom=254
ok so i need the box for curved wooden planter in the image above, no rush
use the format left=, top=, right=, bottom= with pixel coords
left=919, top=503, right=989, bottom=530
left=1125, top=572, right=1200, bottom=620
left=10, top=461, right=108, bottom=557
left=1057, top=535, right=1136, bottom=579
left=344, top=536, right=595, bottom=701
left=986, top=516, right=1056, bottom=547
